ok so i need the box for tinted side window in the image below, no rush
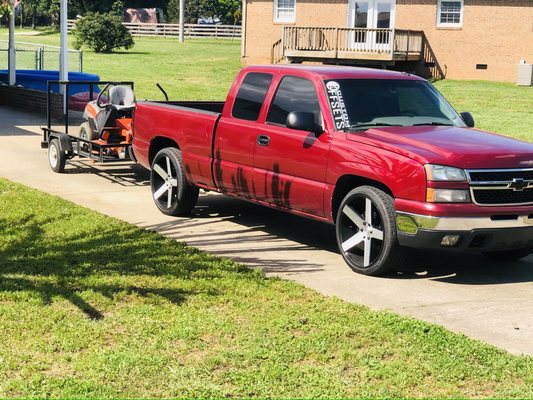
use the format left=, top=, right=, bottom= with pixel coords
left=267, top=76, right=321, bottom=126
left=232, top=73, right=273, bottom=121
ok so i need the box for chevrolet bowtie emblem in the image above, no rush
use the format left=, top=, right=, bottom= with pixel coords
left=508, top=178, right=528, bottom=191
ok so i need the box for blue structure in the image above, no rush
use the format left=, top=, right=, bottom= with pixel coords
left=0, top=70, right=100, bottom=95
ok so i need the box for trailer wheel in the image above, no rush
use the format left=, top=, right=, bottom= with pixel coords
left=48, top=138, right=66, bottom=173
left=79, top=122, right=97, bottom=152
left=336, top=186, right=406, bottom=276
left=151, top=147, right=199, bottom=216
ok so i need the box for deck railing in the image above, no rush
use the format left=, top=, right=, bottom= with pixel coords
left=282, top=26, right=423, bottom=57
left=271, top=38, right=283, bottom=64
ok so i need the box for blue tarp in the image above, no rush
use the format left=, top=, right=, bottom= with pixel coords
left=0, top=70, right=100, bottom=95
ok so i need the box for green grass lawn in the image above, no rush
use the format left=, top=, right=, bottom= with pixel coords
left=2, top=28, right=533, bottom=397
left=434, top=80, right=533, bottom=142
left=0, top=28, right=241, bottom=100
left=1, top=177, right=533, bottom=398
left=1, top=28, right=533, bottom=142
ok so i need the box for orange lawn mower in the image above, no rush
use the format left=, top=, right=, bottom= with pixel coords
left=42, top=81, right=137, bottom=173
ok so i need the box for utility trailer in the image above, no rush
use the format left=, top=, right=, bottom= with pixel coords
left=41, top=80, right=136, bottom=173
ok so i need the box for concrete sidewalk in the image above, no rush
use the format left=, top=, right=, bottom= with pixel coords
left=1, top=105, right=533, bottom=355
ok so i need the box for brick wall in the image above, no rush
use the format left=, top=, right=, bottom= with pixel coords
left=396, top=0, right=533, bottom=81
left=243, top=0, right=533, bottom=82
left=0, top=86, right=64, bottom=118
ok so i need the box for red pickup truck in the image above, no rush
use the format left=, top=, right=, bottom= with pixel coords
left=133, top=65, right=533, bottom=275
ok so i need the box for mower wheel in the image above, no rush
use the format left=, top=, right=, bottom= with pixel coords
left=79, top=122, right=97, bottom=152
left=151, top=147, right=199, bottom=216
left=48, top=138, right=66, bottom=173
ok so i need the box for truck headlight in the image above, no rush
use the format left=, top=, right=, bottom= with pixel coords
left=426, top=188, right=471, bottom=203
left=425, top=164, right=467, bottom=181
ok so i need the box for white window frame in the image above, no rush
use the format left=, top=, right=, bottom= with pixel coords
left=273, top=0, right=296, bottom=23
left=436, top=0, right=463, bottom=28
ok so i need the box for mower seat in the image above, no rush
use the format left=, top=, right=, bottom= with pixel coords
left=109, top=85, right=136, bottom=114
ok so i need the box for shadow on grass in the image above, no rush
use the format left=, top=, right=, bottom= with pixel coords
left=110, top=51, right=150, bottom=55
left=0, top=210, right=246, bottom=319
left=33, top=29, right=59, bottom=36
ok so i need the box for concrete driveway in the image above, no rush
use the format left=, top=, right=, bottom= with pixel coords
left=1, top=106, right=533, bottom=355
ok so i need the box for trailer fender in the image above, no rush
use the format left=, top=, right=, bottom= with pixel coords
left=49, top=132, right=73, bottom=153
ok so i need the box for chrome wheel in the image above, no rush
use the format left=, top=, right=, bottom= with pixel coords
left=339, top=196, right=385, bottom=268
left=152, top=154, right=179, bottom=210
left=336, top=186, right=406, bottom=276
left=150, top=147, right=199, bottom=216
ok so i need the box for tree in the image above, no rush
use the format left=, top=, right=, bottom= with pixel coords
left=72, top=12, right=134, bottom=53
left=167, top=0, right=241, bottom=25
left=0, top=0, right=10, bottom=18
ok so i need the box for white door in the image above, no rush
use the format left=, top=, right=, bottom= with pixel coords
left=348, top=0, right=395, bottom=52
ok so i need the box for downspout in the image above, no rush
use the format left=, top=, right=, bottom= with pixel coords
left=241, top=0, right=247, bottom=58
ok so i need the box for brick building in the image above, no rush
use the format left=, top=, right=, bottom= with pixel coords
left=241, top=0, right=533, bottom=82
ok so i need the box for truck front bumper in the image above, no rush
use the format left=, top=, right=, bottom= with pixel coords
left=396, top=212, right=533, bottom=251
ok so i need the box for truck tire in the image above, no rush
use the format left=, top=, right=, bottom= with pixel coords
left=151, top=147, right=199, bottom=216
left=336, top=186, right=406, bottom=276
left=48, top=138, right=66, bottom=173
left=482, top=248, right=532, bottom=261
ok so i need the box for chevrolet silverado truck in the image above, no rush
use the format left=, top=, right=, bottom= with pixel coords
left=132, top=65, right=533, bottom=276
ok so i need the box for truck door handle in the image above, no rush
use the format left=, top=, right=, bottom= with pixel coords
left=257, top=135, right=270, bottom=146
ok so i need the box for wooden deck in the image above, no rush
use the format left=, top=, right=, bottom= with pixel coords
left=271, top=26, right=444, bottom=79
left=276, top=26, right=423, bottom=63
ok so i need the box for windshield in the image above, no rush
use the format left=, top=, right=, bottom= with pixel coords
left=324, top=79, right=465, bottom=131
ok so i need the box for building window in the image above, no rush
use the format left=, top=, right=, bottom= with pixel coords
left=274, top=0, right=296, bottom=23
left=437, top=0, right=463, bottom=27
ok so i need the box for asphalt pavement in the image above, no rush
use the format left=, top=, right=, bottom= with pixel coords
left=1, top=105, right=532, bottom=355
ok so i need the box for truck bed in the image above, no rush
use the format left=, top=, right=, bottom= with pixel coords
left=133, top=101, right=223, bottom=188
left=151, top=101, right=225, bottom=114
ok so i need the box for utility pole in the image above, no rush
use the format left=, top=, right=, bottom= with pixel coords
left=8, top=0, right=16, bottom=85
left=179, top=0, right=185, bottom=43
left=59, top=0, right=68, bottom=84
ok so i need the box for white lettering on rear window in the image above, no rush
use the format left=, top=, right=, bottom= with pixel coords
left=326, top=81, right=350, bottom=130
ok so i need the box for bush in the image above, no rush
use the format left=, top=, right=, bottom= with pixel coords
left=73, top=12, right=134, bottom=53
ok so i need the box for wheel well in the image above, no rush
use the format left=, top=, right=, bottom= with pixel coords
left=149, top=137, right=179, bottom=165
left=331, top=175, right=394, bottom=220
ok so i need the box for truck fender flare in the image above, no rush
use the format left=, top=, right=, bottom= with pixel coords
left=330, top=174, right=395, bottom=220
left=49, top=132, right=73, bottom=153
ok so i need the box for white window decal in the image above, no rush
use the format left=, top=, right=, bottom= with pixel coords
left=437, top=0, right=463, bottom=28
left=274, top=0, right=296, bottom=23
left=326, top=81, right=350, bottom=130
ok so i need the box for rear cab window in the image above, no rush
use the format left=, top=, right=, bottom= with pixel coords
left=232, top=73, right=273, bottom=121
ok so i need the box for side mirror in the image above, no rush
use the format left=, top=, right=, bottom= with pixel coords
left=286, top=111, right=323, bottom=134
left=460, top=112, right=475, bottom=128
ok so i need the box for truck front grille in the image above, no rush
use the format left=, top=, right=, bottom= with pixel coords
left=467, top=169, right=533, bottom=206
left=473, top=188, right=533, bottom=205
left=468, top=170, right=533, bottom=182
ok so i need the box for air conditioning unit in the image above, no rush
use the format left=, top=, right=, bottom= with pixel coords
left=516, top=63, right=533, bottom=86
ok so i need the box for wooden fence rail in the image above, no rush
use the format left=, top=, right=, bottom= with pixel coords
left=67, top=20, right=241, bottom=39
